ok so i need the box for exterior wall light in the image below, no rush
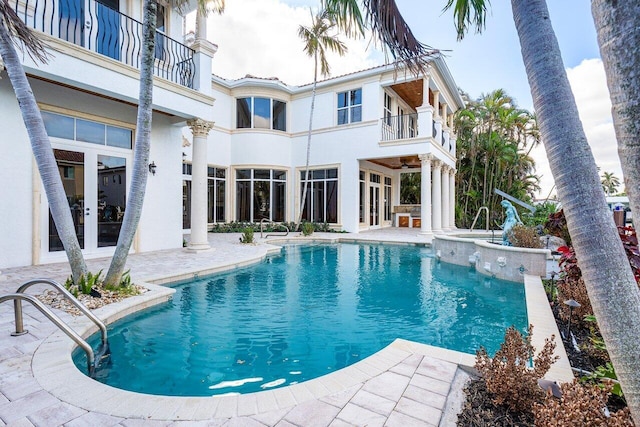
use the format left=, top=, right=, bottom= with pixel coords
left=149, top=161, right=157, bottom=175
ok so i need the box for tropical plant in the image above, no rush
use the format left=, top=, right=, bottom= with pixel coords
left=444, top=1, right=640, bottom=421
left=601, top=171, right=621, bottom=196
left=0, top=0, right=88, bottom=284
left=296, top=6, right=347, bottom=227
left=591, top=1, right=640, bottom=241
left=454, top=89, right=541, bottom=228
left=301, top=222, right=314, bottom=236
left=64, top=270, right=103, bottom=296
left=239, top=227, right=254, bottom=244
left=399, top=172, right=421, bottom=204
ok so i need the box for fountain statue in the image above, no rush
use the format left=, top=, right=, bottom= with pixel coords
left=501, top=200, right=522, bottom=246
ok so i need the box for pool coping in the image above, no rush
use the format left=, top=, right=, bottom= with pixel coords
left=30, top=241, right=573, bottom=421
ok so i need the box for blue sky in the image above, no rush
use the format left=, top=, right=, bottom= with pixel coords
left=202, top=0, right=621, bottom=198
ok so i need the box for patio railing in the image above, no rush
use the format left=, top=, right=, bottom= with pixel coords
left=381, top=113, right=418, bottom=141
left=12, top=0, right=195, bottom=88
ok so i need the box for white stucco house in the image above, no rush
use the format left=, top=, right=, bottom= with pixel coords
left=0, top=0, right=464, bottom=269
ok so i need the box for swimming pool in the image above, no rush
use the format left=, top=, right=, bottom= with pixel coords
left=75, top=242, right=527, bottom=396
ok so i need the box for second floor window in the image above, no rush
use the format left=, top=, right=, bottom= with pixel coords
left=383, top=92, right=392, bottom=126
left=236, top=97, right=287, bottom=131
left=337, top=88, right=362, bottom=125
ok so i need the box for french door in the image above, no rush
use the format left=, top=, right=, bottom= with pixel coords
left=41, top=143, right=130, bottom=261
left=369, top=185, right=380, bottom=227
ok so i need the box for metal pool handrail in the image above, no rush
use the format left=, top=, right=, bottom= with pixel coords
left=15, top=279, right=108, bottom=347
left=0, top=293, right=96, bottom=376
left=470, top=206, right=490, bottom=231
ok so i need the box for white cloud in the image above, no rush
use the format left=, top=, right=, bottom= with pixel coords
left=201, top=0, right=381, bottom=85
left=531, top=58, right=623, bottom=198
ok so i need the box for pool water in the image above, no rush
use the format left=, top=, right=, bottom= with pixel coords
left=75, top=242, right=527, bottom=396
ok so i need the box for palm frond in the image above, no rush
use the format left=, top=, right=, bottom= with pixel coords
left=323, top=0, right=365, bottom=38
left=442, top=0, right=489, bottom=41
left=0, top=0, right=48, bottom=63
left=361, top=0, right=439, bottom=76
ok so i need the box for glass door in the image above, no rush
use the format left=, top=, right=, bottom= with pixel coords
left=43, top=144, right=129, bottom=261
left=369, top=185, right=380, bottom=227
left=97, top=154, right=126, bottom=247
left=48, top=149, right=86, bottom=251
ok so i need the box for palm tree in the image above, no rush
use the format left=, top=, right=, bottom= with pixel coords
left=104, top=0, right=225, bottom=287
left=445, top=0, right=640, bottom=421
left=296, top=7, right=347, bottom=227
left=0, top=0, right=88, bottom=283
left=454, top=90, right=540, bottom=228
left=601, top=171, right=621, bottom=196
left=591, top=0, right=640, bottom=231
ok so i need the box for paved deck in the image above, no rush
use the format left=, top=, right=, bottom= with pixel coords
left=0, top=229, right=565, bottom=426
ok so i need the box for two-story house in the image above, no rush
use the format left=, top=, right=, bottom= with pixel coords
left=0, top=0, right=463, bottom=269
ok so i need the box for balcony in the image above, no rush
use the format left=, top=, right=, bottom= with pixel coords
left=12, top=0, right=195, bottom=88
left=380, top=113, right=418, bottom=141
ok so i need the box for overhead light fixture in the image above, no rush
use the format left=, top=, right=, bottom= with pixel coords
left=401, top=161, right=409, bottom=169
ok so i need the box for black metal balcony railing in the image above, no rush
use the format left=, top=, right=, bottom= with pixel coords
left=13, top=0, right=195, bottom=88
left=381, top=113, right=418, bottom=141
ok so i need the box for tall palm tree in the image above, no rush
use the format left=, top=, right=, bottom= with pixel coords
left=591, top=1, right=640, bottom=229
left=296, top=7, right=347, bottom=227
left=0, top=0, right=88, bottom=283
left=601, top=171, right=621, bottom=196
left=104, top=0, right=225, bottom=287
left=446, top=0, right=640, bottom=421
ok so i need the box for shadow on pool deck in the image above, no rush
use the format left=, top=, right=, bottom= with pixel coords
left=0, top=229, right=568, bottom=426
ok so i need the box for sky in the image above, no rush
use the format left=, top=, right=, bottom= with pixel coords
left=195, top=0, right=623, bottom=199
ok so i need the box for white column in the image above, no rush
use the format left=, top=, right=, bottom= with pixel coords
left=416, top=76, right=434, bottom=139
left=190, top=8, right=217, bottom=95
left=187, top=118, right=214, bottom=251
left=432, top=159, right=442, bottom=233
left=442, top=165, right=450, bottom=230
left=449, top=168, right=456, bottom=229
left=418, top=154, right=432, bottom=239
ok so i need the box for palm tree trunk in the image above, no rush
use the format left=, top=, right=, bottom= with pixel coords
left=104, top=0, right=156, bottom=286
left=296, top=54, right=318, bottom=228
left=512, top=0, right=640, bottom=421
left=591, top=1, right=640, bottom=223
left=0, top=20, right=87, bottom=282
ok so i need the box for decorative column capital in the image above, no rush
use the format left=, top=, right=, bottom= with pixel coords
left=449, top=167, right=457, bottom=176
left=418, top=153, right=433, bottom=164
left=441, top=164, right=450, bottom=173
left=432, top=159, right=442, bottom=170
left=187, top=118, right=214, bottom=137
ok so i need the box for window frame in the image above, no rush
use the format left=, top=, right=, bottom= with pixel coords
left=337, top=88, right=362, bottom=125
left=300, top=167, right=339, bottom=224
left=236, top=97, right=287, bottom=132
left=235, top=168, right=287, bottom=223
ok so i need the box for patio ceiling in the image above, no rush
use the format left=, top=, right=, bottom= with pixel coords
left=369, top=155, right=421, bottom=170
left=390, top=80, right=424, bottom=110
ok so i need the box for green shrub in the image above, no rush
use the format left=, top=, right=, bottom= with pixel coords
left=301, top=222, right=314, bottom=236
left=239, top=227, right=254, bottom=244
left=65, top=270, right=103, bottom=296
